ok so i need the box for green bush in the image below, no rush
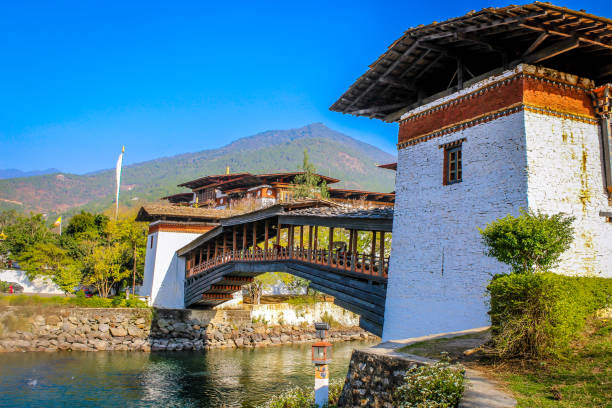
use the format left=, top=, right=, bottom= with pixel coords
left=479, top=210, right=574, bottom=274
left=394, top=358, right=466, bottom=408
left=0, top=280, right=10, bottom=292
left=257, top=378, right=343, bottom=408
left=487, top=272, right=612, bottom=358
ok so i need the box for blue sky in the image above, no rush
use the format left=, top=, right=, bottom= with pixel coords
left=1, top=1, right=610, bottom=174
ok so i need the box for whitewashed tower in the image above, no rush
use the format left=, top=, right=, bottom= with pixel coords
left=330, top=3, right=612, bottom=341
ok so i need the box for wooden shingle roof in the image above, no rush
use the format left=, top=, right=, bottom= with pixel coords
left=135, top=204, right=238, bottom=222
left=330, top=2, right=612, bottom=121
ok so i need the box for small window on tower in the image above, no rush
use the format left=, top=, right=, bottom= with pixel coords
left=444, top=145, right=462, bottom=185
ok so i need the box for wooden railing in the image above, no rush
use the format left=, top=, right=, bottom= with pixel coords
left=186, top=247, right=389, bottom=279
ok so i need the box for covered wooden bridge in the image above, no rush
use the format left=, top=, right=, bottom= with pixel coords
left=177, top=201, right=393, bottom=336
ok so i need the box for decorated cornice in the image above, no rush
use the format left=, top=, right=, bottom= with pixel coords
left=397, top=68, right=598, bottom=149
left=399, top=66, right=594, bottom=126
left=592, top=84, right=612, bottom=119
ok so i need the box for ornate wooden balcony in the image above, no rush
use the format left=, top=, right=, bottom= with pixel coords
left=187, top=247, right=389, bottom=279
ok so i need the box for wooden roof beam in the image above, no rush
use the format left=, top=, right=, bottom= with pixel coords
left=522, top=32, right=549, bottom=56
left=399, top=50, right=432, bottom=79
left=455, top=33, right=508, bottom=55
left=598, top=63, right=612, bottom=78
left=520, top=23, right=612, bottom=49
left=377, top=76, right=417, bottom=91
left=418, top=42, right=459, bottom=58
left=413, top=53, right=446, bottom=81
left=347, top=102, right=410, bottom=116
left=345, top=41, right=420, bottom=111
left=415, top=11, right=548, bottom=41
left=523, top=37, right=580, bottom=63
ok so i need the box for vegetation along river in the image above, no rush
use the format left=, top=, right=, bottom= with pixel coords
left=0, top=339, right=377, bottom=407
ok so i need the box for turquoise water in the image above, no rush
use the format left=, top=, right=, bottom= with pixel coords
left=0, top=340, right=375, bottom=407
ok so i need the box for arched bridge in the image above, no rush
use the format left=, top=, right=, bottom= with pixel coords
left=177, top=202, right=393, bottom=336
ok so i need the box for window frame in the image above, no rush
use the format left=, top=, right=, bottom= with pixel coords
left=443, top=143, right=463, bottom=185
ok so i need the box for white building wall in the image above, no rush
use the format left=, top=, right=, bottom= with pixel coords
left=0, top=269, right=64, bottom=294
left=525, top=112, right=612, bottom=277
left=140, top=230, right=201, bottom=309
left=382, top=112, right=529, bottom=341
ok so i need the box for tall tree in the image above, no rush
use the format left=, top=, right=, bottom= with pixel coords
left=85, top=242, right=130, bottom=298
left=292, top=149, right=329, bottom=199
left=111, top=217, right=148, bottom=295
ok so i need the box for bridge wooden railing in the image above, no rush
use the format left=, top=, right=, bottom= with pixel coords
left=187, top=246, right=389, bottom=279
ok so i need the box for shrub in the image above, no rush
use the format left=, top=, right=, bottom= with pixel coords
left=0, top=280, right=10, bottom=292
left=320, top=312, right=339, bottom=328
left=394, top=357, right=466, bottom=408
left=487, top=272, right=612, bottom=358
left=479, top=210, right=574, bottom=274
left=257, top=378, right=343, bottom=408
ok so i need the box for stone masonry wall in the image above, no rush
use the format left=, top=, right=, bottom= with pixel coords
left=337, top=349, right=427, bottom=408
left=0, top=305, right=376, bottom=352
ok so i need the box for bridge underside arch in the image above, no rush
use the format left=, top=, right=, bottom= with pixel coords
left=179, top=202, right=393, bottom=337
left=184, top=261, right=387, bottom=336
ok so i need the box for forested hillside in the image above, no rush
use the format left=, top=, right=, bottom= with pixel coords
left=0, top=123, right=396, bottom=218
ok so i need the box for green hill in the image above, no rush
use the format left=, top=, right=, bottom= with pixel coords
left=0, top=123, right=396, bottom=218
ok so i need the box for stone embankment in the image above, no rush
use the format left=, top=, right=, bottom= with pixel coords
left=338, top=347, right=429, bottom=407
left=0, top=307, right=376, bottom=352
left=338, top=328, right=516, bottom=408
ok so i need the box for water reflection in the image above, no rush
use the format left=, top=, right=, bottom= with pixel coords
left=0, top=340, right=376, bottom=408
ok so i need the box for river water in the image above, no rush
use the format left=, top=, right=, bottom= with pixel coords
left=0, top=340, right=376, bottom=407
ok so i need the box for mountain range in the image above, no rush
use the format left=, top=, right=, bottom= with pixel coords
left=0, top=168, right=61, bottom=180
left=0, top=123, right=396, bottom=218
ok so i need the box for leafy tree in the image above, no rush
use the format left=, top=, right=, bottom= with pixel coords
left=18, top=242, right=82, bottom=294
left=81, top=216, right=146, bottom=297
left=61, top=211, right=109, bottom=263
left=85, top=242, right=131, bottom=298
left=479, top=209, right=575, bottom=274
left=64, top=211, right=108, bottom=240
left=292, top=149, right=329, bottom=199
left=0, top=209, right=17, bottom=231
left=110, top=217, right=148, bottom=294
left=1, top=212, right=55, bottom=267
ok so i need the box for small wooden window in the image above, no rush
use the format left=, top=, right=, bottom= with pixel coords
left=444, top=145, right=462, bottom=185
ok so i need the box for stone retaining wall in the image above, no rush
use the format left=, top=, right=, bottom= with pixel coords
left=337, top=347, right=430, bottom=408
left=0, top=306, right=377, bottom=352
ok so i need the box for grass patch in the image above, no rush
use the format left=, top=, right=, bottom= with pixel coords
left=497, top=318, right=612, bottom=407
left=0, top=294, right=148, bottom=308
left=396, top=322, right=611, bottom=407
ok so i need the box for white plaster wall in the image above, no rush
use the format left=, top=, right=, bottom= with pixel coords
left=525, top=112, right=612, bottom=277
left=249, top=302, right=360, bottom=327
left=382, top=112, right=529, bottom=341
left=214, top=291, right=244, bottom=308
left=0, top=269, right=64, bottom=294
left=140, top=230, right=201, bottom=309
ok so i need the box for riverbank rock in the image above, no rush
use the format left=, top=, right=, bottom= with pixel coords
left=0, top=306, right=379, bottom=353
